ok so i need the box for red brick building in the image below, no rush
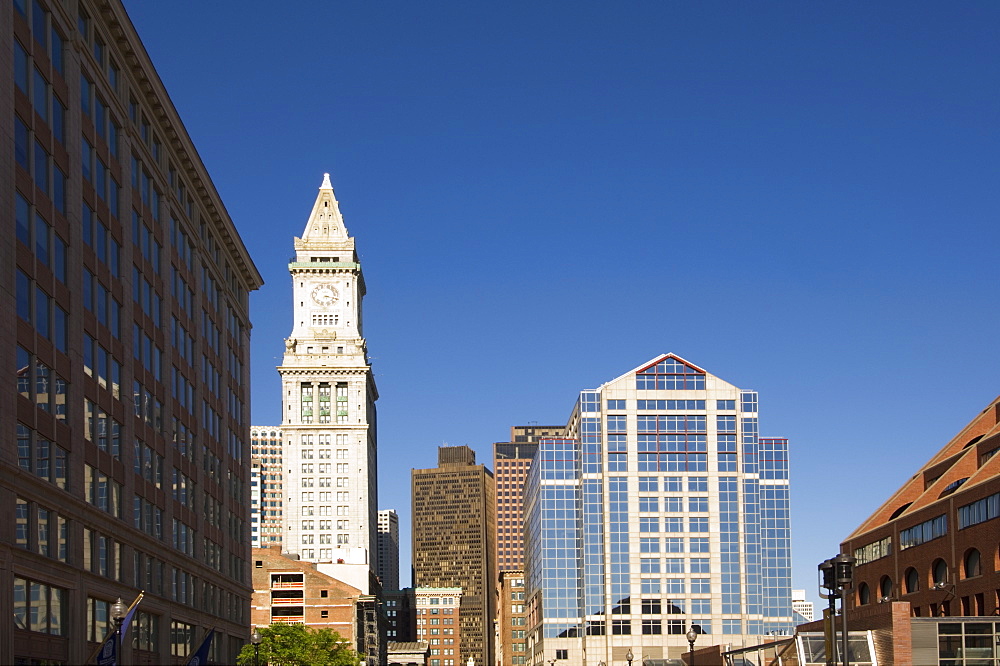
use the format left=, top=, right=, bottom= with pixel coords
left=842, top=395, right=1000, bottom=618
left=251, top=547, right=361, bottom=638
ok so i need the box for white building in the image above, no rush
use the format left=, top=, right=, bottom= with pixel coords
left=378, top=509, right=401, bottom=590
left=279, top=174, right=379, bottom=580
left=525, top=354, right=794, bottom=664
left=791, top=589, right=815, bottom=623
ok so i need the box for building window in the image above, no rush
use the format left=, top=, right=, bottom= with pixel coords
left=964, top=549, right=982, bottom=579
left=905, top=567, right=919, bottom=594
left=933, top=559, right=949, bottom=587
left=857, top=582, right=870, bottom=606
left=555, top=650, right=568, bottom=660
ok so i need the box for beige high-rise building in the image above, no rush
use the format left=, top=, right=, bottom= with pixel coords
left=412, top=446, right=496, bottom=666
left=1, top=1, right=263, bottom=663
left=251, top=426, right=284, bottom=548
left=278, top=176, right=378, bottom=576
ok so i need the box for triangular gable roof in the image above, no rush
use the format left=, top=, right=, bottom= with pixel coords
left=597, top=353, right=707, bottom=390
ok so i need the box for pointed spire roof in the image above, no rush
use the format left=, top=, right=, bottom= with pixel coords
left=301, top=173, right=349, bottom=241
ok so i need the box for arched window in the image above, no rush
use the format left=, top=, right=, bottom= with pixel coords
left=905, top=567, right=919, bottom=594
left=879, top=576, right=893, bottom=601
left=858, top=582, right=870, bottom=605
left=964, top=549, right=982, bottom=578
left=933, top=559, right=949, bottom=587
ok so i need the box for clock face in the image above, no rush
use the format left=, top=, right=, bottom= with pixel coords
left=310, top=283, right=339, bottom=307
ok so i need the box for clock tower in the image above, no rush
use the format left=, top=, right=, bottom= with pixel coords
left=278, top=174, right=378, bottom=577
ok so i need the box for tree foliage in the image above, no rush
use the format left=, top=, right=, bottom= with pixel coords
left=236, top=624, right=360, bottom=666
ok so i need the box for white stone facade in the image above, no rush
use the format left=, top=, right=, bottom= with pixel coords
left=279, top=175, right=378, bottom=582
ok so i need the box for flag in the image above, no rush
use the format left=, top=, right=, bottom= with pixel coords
left=186, top=628, right=215, bottom=666
left=89, top=592, right=144, bottom=666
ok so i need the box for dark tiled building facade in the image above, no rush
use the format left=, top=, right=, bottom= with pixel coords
left=2, top=0, right=262, bottom=663
left=412, top=446, right=496, bottom=666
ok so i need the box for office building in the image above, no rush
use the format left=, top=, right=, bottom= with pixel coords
left=278, top=174, right=378, bottom=574
left=384, top=588, right=416, bottom=642
left=496, top=571, right=529, bottom=666
left=524, top=354, right=794, bottom=664
left=495, top=426, right=565, bottom=573
left=251, top=426, right=284, bottom=548
left=378, top=509, right=400, bottom=591
left=3, top=1, right=264, bottom=663
left=790, top=589, right=813, bottom=623
left=412, top=446, right=496, bottom=666
left=415, top=587, right=463, bottom=666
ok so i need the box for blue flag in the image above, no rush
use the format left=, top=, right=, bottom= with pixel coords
left=186, top=628, right=215, bottom=666
left=90, top=592, right=144, bottom=666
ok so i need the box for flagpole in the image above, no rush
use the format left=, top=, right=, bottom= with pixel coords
left=87, top=591, right=145, bottom=665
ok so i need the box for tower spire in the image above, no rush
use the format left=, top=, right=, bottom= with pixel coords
left=300, top=172, right=348, bottom=241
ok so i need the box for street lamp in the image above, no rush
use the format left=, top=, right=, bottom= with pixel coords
left=110, top=597, right=127, bottom=665
left=626, top=648, right=634, bottom=666
left=686, top=626, right=699, bottom=666
left=834, top=553, right=855, bottom=666
left=250, top=627, right=261, bottom=666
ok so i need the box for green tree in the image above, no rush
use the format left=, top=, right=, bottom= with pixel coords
left=236, top=624, right=360, bottom=666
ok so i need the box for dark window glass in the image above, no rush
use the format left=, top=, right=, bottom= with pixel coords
left=51, top=28, right=64, bottom=75
left=35, top=215, right=49, bottom=265
left=32, top=1, right=47, bottom=48
left=17, top=271, right=31, bottom=321
left=53, top=234, right=66, bottom=282
left=35, top=286, right=50, bottom=338
left=52, top=94, right=65, bottom=144
left=53, top=166, right=65, bottom=214
left=15, top=41, right=29, bottom=93
left=15, top=117, right=30, bottom=169
left=34, top=140, right=49, bottom=193
left=16, top=193, right=31, bottom=246
left=33, top=68, right=48, bottom=123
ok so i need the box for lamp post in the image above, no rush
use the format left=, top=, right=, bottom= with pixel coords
left=110, top=597, right=127, bottom=666
left=818, top=558, right=839, bottom=666
left=250, top=628, right=261, bottom=666
left=834, top=553, right=856, bottom=666
left=626, top=649, right=634, bottom=666
left=686, top=626, right=698, bottom=666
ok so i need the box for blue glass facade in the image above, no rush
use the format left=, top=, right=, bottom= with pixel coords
left=525, top=354, right=793, bottom=664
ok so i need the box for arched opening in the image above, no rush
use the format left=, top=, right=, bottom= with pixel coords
left=933, top=559, right=949, bottom=587
left=965, top=548, right=982, bottom=578
left=879, top=576, right=893, bottom=601
left=905, top=567, right=919, bottom=594
left=858, top=582, right=871, bottom=606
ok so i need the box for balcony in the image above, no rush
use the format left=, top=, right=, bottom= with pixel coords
left=271, top=616, right=304, bottom=624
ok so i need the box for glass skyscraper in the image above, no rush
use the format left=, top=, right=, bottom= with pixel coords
left=524, top=354, right=793, bottom=664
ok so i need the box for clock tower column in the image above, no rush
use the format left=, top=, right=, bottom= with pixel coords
left=278, top=174, right=378, bottom=580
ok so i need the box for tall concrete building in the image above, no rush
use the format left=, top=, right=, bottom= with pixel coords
left=2, top=0, right=263, bottom=663
left=412, top=446, right=496, bottom=666
left=494, top=426, right=565, bottom=573
left=378, top=509, right=400, bottom=591
left=278, top=175, right=378, bottom=574
left=251, top=426, right=284, bottom=548
left=524, top=354, right=794, bottom=664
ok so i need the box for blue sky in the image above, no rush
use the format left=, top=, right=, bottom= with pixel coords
left=125, top=1, right=1000, bottom=608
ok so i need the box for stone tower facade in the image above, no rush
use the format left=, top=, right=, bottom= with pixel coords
left=278, top=175, right=378, bottom=572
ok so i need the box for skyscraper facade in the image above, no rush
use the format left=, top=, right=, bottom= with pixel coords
left=251, top=425, right=284, bottom=548
left=2, top=1, right=263, bottom=663
left=524, top=354, right=793, bottom=664
left=495, top=426, right=566, bottom=573
left=278, top=176, right=378, bottom=573
left=412, top=446, right=496, bottom=666
left=378, top=509, right=400, bottom=591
